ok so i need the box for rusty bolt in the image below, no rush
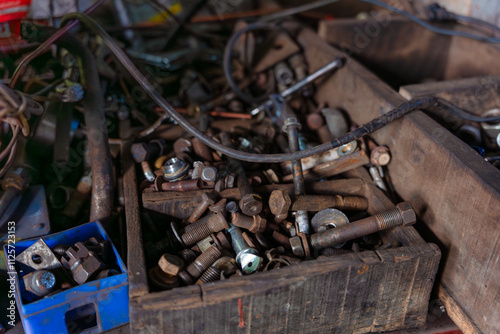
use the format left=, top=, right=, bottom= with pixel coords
left=181, top=211, right=229, bottom=246
left=131, top=143, right=150, bottom=163
left=158, top=254, right=185, bottom=276
left=149, top=266, right=180, bottom=290
left=178, top=270, right=194, bottom=285
left=269, top=190, right=292, bottom=215
left=239, top=193, right=263, bottom=217
left=231, top=212, right=267, bottom=233
left=186, top=245, right=222, bottom=279
left=187, top=192, right=216, bottom=223
left=173, top=138, right=192, bottom=154
left=310, top=202, right=417, bottom=250
left=177, top=249, right=197, bottom=263
left=370, top=146, right=391, bottom=166
left=195, top=266, right=221, bottom=285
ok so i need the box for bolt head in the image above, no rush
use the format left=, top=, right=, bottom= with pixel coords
left=289, top=236, right=305, bottom=257
left=201, top=192, right=217, bottom=206
left=131, top=143, right=150, bottom=163
left=370, top=146, right=391, bottom=166
left=269, top=190, right=292, bottom=215
left=201, top=166, right=218, bottom=182
left=158, top=254, right=185, bottom=276
left=397, top=202, right=416, bottom=226
left=239, top=194, right=263, bottom=216
left=208, top=211, right=229, bottom=230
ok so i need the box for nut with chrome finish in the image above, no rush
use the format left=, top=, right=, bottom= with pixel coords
left=200, top=166, right=218, bottom=182
left=163, top=157, right=190, bottom=182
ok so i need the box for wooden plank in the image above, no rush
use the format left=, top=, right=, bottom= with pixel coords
left=438, top=284, right=481, bottom=334
left=131, top=243, right=440, bottom=334
left=122, top=141, right=149, bottom=298
left=299, top=27, right=500, bottom=333
left=317, top=18, right=500, bottom=84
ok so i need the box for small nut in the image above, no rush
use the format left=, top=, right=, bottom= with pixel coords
left=370, top=146, right=391, bottom=166
left=397, top=202, right=416, bottom=226
left=269, top=190, right=292, bottom=215
left=158, top=254, right=185, bottom=276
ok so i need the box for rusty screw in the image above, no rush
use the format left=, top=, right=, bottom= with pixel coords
left=131, top=139, right=167, bottom=163
left=186, top=245, right=222, bottom=279
left=269, top=190, right=292, bottom=222
left=231, top=212, right=267, bottom=233
left=181, top=211, right=229, bottom=246
left=310, top=202, right=417, bottom=250
left=187, top=193, right=216, bottom=223
left=195, top=267, right=221, bottom=285
left=158, top=254, right=184, bottom=276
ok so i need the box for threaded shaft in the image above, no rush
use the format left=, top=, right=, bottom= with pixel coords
left=192, top=137, right=213, bottom=161
left=375, top=209, right=403, bottom=230
left=185, top=214, right=213, bottom=233
left=195, top=267, right=221, bottom=284
left=53, top=244, right=70, bottom=255
left=186, top=245, right=221, bottom=278
left=182, top=223, right=212, bottom=246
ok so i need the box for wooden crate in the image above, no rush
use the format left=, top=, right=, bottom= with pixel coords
left=314, top=23, right=500, bottom=334
left=122, top=29, right=443, bottom=333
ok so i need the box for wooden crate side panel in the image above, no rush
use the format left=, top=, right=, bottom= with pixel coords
left=298, top=28, right=500, bottom=333
left=130, top=244, right=440, bottom=333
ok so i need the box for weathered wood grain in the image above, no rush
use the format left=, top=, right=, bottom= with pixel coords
left=306, top=27, right=500, bottom=333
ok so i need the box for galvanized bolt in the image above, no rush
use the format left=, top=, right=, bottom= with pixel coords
left=227, top=225, right=263, bottom=274
left=310, top=202, right=416, bottom=250
left=187, top=193, right=216, bottom=223
left=163, top=157, right=190, bottom=181
left=186, top=245, right=222, bottom=279
left=181, top=211, right=229, bottom=246
left=201, top=166, right=218, bottom=182
left=24, top=270, right=57, bottom=297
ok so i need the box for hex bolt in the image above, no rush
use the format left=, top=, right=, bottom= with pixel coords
left=141, top=161, right=155, bottom=182
left=163, top=157, right=190, bottom=182
left=187, top=193, right=216, bottom=223
left=184, top=214, right=213, bottom=233
left=231, top=212, right=267, bottom=233
left=181, top=211, right=229, bottom=246
left=310, top=202, right=416, bottom=250
left=271, top=231, right=291, bottom=249
left=195, top=266, right=221, bottom=285
left=370, top=146, right=391, bottom=166
left=158, top=179, right=204, bottom=192
left=219, top=131, right=263, bottom=216
left=158, top=254, right=185, bottom=276
left=186, top=245, right=222, bottom=279
left=227, top=225, right=263, bottom=274
left=269, top=190, right=292, bottom=215
left=24, top=270, right=57, bottom=297
left=131, top=139, right=166, bottom=163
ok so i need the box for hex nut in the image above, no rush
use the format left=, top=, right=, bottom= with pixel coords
left=397, top=202, right=416, bottom=226
left=158, top=254, right=185, bottom=276
left=239, top=194, right=263, bottom=216
left=269, top=190, right=292, bottom=215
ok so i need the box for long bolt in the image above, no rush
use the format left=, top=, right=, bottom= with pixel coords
left=186, top=245, right=221, bottom=279
left=310, top=202, right=416, bottom=250
left=187, top=193, right=216, bottom=223
left=181, top=211, right=228, bottom=246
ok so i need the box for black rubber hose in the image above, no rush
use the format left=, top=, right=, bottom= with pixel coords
left=59, top=13, right=500, bottom=164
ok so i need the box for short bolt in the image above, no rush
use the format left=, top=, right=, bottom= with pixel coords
left=195, top=266, right=221, bottom=285
left=310, top=202, right=416, bottom=250
left=181, top=211, right=229, bottom=246
left=186, top=245, right=221, bottom=279
left=231, top=212, right=267, bottom=233
left=187, top=193, right=216, bottom=223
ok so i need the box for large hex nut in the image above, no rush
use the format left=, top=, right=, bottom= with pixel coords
left=239, top=194, right=263, bottom=216
left=72, top=252, right=105, bottom=285
left=397, top=202, right=416, bottom=226
left=269, top=190, right=292, bottom=215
